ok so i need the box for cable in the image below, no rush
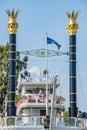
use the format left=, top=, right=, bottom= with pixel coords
left=77, top=63, right=87, bottom=111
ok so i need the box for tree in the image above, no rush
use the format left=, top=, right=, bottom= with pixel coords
left=0, top=43, right=28, bottom=111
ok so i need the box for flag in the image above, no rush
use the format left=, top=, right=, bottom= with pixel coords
left=47, top=37, right=61, bottom=49
left=16, top=96, right=27, bottom=108
left=59, top=96, right=65, bottom=104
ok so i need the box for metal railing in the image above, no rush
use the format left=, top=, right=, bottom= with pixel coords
left=0, top=116, right=87, bottom=128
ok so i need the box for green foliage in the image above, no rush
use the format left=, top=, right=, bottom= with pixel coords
left=0, top=43, right=9, bottom=98
left=56, top=96, right=60, bottom=103
left=0, top=43, right=28, bottom=111
left=64, top=109, right=69, bottom=117
left=15, top=92, right=21, bottom=103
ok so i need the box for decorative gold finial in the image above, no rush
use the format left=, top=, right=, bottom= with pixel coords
left=5, top=9, right=19, bottom=34
left=66, top=11, right=78, bottom=35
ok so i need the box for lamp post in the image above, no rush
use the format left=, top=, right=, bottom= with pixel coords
left=66, top=11, right=78, bottom=117
left=6, top=9, right=19, bottom=116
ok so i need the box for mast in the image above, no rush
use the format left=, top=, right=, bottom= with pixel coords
left=46, top=36, right=49, bottom=116
left=49, top=75, right=57, bottom=130
left=6, top=9, right=19, bottom=116
left=66, top=11, right=78, bottom=117
left=44, top=35, right=50, bottom=129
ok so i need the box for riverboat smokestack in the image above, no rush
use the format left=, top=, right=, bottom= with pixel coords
left=6, top=9, right=19, bottom=116
left=66, top=11, right=78, bottom=117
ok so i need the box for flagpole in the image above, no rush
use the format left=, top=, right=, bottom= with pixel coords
left=44, top=36, right=61, bottom=128
left=46, top=32, right=49, bottom=116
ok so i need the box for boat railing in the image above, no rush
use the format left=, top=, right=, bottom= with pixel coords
left=0, top=116, right=87, bottom=128
left=55, top=116, right=87, bottom=127
left=17, top=94, right=52, bottom=105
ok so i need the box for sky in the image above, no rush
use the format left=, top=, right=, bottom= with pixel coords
left=0, top=0, right=87, bottom=112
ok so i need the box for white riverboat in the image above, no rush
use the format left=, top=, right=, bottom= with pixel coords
left=0, top=66, right=87, bottom=130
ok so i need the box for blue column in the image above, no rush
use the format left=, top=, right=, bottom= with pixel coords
left=69, top=35, right=78, bottom=117
left=7, top=34, right=16, bottom=116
